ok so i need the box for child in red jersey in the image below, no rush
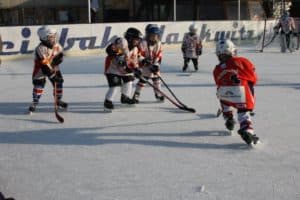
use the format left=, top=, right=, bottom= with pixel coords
left=213, top=39, right=259, bottom=145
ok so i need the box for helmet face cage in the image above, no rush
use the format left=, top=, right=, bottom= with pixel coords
left=146, top=26, right=161, bottom=43
left=124, top=28, right=142, bottom=49
left=125, top=28, right=142, bottom=41
left=216, top=39, right=236, bottom=56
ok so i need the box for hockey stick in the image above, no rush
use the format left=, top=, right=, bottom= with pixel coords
left=54, top=81, right=64, bottom=123
left=158, top=76, right=196, bottom=112
left=263, top=31, right=278, bottom=48
left=139, top=76, right=196, bottom=113
left=259, top=18, right=267, bottom=52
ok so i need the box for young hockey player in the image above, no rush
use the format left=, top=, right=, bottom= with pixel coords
left=132, top=24, right=164, bottom=103
left=28, top=27, right=67, bottom=113
left=274, top=11, right=297, bottom=52
left=181, top=24, right=202, bottom=72
left=103, top=27, right=142, bottom=110
left=213, top=39, right=259, bottom=145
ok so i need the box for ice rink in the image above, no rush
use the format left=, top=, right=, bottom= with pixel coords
left=1, top=47, right=300, bottom=200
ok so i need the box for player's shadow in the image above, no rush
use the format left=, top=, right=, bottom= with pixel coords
left=0, top=126, right=248, bottom=150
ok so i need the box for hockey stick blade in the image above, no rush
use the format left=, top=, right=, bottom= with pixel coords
left=55, top=110, right=64, bottom=123
left=180, top=106, right=196, bottom=113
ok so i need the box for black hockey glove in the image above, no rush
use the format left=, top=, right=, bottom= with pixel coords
left=116, top=56, right=127, bottom=67
left=196, top=48, right=202, bottom=56
left=133, top=68, right=142, bottom=78
left=51, top=53, right=63, bottom=66
left=293, top=31, right=298, bottom=37
left=230, top=74, right=240, bottom=84
left=141, top=58, right=152, bottom=66
left=50, top=73, right=64, bottom=83
left=150, top=64, right=160, bottom=74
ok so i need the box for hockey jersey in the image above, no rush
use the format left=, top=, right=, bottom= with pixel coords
left=213, top=56, right=257, bottom=110
left=105, top=37, right=139, bottom=76
left=181, top=33, right=202, bottom=59
left=138, top=39, right=162, bottom=77
left=32, top=42, right=63, bottom=80
left=276, top=16, right=296, bottom=34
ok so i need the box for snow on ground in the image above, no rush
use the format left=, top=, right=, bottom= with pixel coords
left=0, top=47, right=300, bottom=200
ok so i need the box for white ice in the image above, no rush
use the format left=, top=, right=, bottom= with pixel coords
left=0, top=47, right=300, bottom=200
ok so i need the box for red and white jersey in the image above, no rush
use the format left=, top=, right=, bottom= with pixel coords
left=276, top=16, right=296, bottom=33
left=105, top=37, right=139, bottom=76
left=32, top=42, right=63, bottom=80
left=213, top=56, right=257, bottom=110
left=181, top=33, right=202, bottom=58
left=138, top=39, right=162, bottom=77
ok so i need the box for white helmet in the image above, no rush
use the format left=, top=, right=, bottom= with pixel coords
left=38, top=27, right=57, bottom=42
left=189, top=24, right=198, bottom=33
left=216, top=39, right=236, bottom=56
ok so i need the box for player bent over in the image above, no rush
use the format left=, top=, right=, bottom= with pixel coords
left=29, top=27, right=67, bottom=113
left=103, top=27, right=142, bottom=110
left=181, top=24, right=202, bottom=72
left=213, top=39, right=259, bottom=145
left=132, top=24, right=164, bottom=103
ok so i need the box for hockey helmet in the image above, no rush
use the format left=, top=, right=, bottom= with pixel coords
left=38, top=27, right=57, bottom=42
left=282, top=10, right=290, bottom=18
left=124, top=27, right=142, bottom=41
left=216, top=39, right=236, bottom=56
left=145, top=24, right=159, bottom=33
left=189, top=24, right=198, bottom=34
left=147, top=26, right=161, bottom=35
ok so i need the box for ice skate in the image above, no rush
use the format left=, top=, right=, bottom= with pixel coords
left=121, top=94, right=136, bottom=105
left=155, top=93, right=165, bottom=102
left=238, top=129, right=259, bottom=146
left=132, top=92, right=140, bottom=104
left=28, top=102, right=38, bottom=114
left=57, top=100, right=68, bottom=110
left=103, top=99, right=114, bottom=112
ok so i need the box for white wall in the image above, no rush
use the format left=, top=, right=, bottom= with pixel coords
left=0, top=20, right=276, bottom=60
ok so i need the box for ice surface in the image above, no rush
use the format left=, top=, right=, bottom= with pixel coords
left=0, top=47, right=300, bottom=200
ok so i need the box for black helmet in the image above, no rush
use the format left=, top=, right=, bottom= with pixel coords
left=124, top=28, right=142, bottom=41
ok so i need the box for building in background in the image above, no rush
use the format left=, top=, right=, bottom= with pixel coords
left=0, top=0, right=298, bottom=26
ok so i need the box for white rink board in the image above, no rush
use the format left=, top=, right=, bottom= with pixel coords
left=0, top=20, right=276, bottom=59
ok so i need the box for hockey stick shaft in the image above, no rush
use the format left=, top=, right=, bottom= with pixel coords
left=140, top=76, right=196, bottom=113
left=54, top=81, right=64, bottom=123
left=158, top=75, right=191, bottom=107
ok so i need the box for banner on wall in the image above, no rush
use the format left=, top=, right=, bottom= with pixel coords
left=0, top=20, right=273, bottom=57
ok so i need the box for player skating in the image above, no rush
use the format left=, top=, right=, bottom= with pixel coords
left=181, top=24, right=202, bottom=72
left=132, top=24, right=164, bottom=103
left=28, top=27, right=67, bottom=114
left=273, top=11, right=297, bottom=52
left=213, top=39, right=259, bottom=146
left=103, top=27, right=142, bottom=111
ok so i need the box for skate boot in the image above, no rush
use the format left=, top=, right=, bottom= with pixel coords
left=132, top=92, right=140, bottom=104
left=104, top=99, right=114, bottom=110
left=194, top=65, right=198, bottom=71
left=225, top=117, right=235, bottom=131
left=155, top=93, right=165, bottom=102
left=121, top=94, right=136, bottom=104
left=238, top=129, right=259, bottom=145
left=182, top=65, right=188, bottom=72
left=28, top=102, right=38, bottom=113
left=57, top=100, right=68, bottom=109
